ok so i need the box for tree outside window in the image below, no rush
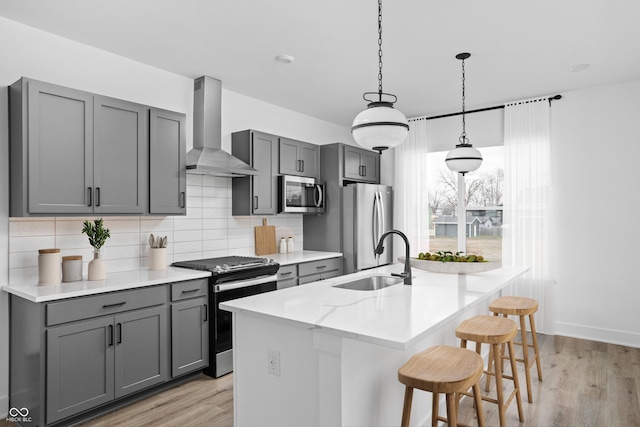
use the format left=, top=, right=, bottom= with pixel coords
left=426, top=147, right=504, bottom=261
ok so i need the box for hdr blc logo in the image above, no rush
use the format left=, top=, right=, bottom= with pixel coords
left=7, top=407, right=32, bottom=423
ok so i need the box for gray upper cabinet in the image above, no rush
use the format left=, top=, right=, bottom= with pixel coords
left=232, top=130, right=279, bottom=215
left=9, top=77, right=184, bottom=216
left=343, top=145, right=380, bottom=183
left=94, top=96, right=148, bottom=214
left=279, top=137, right=320, bottom=179
left=11, top=78, right=95, bottom=215
left=149, top=108, right=187, bottom=215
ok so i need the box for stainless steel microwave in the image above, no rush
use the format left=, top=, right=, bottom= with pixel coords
left=279, top=175, right=325, bottom=214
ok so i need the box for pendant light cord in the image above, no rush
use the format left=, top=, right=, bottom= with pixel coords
left=460, top=56, right=468, bottom=145
left=377, top=0, right=384, bottom=101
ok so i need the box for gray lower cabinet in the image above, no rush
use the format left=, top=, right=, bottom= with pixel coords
left=232, top=130, right=279, bottom=215
left=277, top=257, right=343, bottom=288
left=9, top=279, right=207, bottom=426
left=170, top=279, right=209, bottom=377
left=46, top=305, right=168, bottom=424
left=279, top=137, right=320, bottom=179
left=149, top=108, right=187, bottom=214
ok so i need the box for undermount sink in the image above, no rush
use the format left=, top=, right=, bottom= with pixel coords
left=333, top=275, right=403, bottom=291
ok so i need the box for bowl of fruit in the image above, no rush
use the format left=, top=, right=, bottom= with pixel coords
left=398, top=251, right=501, bottom=274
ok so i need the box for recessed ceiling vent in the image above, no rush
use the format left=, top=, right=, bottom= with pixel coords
left=186, top=76, right=258, bottom=177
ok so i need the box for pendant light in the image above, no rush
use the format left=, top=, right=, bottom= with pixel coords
left=351, top=0, right=409, bottom=152
left=445, top=53, right=483, bottom=175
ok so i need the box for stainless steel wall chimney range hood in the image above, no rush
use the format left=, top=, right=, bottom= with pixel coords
left=186, top=76, right=258, bottom=177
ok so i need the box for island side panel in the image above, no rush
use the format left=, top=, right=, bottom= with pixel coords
left=340, top=285, right=503, bottom=427
left=232, top=312, right=320, bottom=427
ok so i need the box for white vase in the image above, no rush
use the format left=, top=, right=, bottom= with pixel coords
left=88, top=250, right=106, bottom=281
left=149, top=247, right=167, bottom=271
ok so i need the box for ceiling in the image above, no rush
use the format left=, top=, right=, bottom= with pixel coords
left=2, top=0, right=640, bottom=128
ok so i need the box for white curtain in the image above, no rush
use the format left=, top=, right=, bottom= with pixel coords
left=503, top=98, right=554, bottom=333
left=393, top=119, right=429, bottom=259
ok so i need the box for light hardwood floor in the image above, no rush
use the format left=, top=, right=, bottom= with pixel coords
left=3, top=334, right=639, bottom=427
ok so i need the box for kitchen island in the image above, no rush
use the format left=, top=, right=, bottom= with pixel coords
left=221, top=263, right=528, bottom=427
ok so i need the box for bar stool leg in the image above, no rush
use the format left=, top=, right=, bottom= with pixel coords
left=519, top=314, right=533, bottom=403
left=492, top=343, right=507, bottom=427
left=507, top=340, right=525, bottom=422
left=446, top=393, right=457, bottom=427
left=529, top=313, right=543, bottom=381
left=431, top=392, right=439, bottom=427
left=401, top=386, right=413, bottom=427
left=472, top=383, right=486, bottom=427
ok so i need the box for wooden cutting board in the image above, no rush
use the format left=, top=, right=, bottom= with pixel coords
left=255, top=218, right=276, bottom=255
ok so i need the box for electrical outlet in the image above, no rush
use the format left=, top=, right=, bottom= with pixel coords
left=267, top=349, right=281, bottom=376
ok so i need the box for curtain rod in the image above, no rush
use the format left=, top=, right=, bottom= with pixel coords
left=410, top=94, right=562, bottom=122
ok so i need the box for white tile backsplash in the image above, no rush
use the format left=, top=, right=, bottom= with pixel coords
left=8, top=178, right=303, bottom=283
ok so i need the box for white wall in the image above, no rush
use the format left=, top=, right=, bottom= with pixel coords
left=0, top=16, right=352, bottom=417
left=551, top=79, right=640, bottom=347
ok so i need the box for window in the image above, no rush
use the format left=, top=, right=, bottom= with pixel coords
left=426, top=146, right=504, bottom=262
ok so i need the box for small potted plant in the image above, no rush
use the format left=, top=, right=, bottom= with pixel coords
left=82, top=218, right=111, bottom=280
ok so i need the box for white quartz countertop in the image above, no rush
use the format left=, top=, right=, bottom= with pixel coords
left=2, top=267, right=211, bottom=303
left=268, top=250, right=342, bottom=266
left=221, top=263, right=528, bottom=350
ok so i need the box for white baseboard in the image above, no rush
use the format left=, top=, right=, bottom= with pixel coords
left=554, top=322, right=640, bottom=348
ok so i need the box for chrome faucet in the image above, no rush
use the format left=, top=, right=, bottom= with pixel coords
left=375, top=229, right=412, bottom=286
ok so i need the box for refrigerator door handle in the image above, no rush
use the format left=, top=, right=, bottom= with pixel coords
left=378, top=190, right=386, bottom=241
left=372, top=192, right=379, bottom=255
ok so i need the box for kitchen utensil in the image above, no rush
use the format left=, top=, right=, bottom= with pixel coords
left=149, top=234, right=155, bottom=248
left=161, top=236, right=168, bottom=248
left=254, top=218, right=276, bottom=255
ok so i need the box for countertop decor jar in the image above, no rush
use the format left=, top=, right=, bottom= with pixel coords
left=38, top=248, right=61, bottom=285
left=62, top=255, right=83, bottom=282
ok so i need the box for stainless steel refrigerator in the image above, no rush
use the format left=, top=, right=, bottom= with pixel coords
left=342, top=183, right=393, bottom=273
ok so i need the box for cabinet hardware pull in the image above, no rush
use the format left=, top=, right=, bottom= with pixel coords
left=108, top=324, right=113, bottom=346
left=203, top=304, right=208, bottom=322
left=316, top=265, right=327, bottom=270
left=180, top=191, right=186, bottom=208
left=96, top=187, right=101, bottom=207
left=117, top=323, right=122, bottom=344
left=280, top=272, right=293, bottom=277
left=102, top=302, right=127, bottom=309
left=253, top=195, right=258, bottom=210
left=297, top=159, right=301, bottom=172
left=301, top=160, right=304, bottom=173
left=181, top=289, right=199, bottom=294
left=363, top=165, right=366, bottom=176
left=88, top=187, right=92, bottom=206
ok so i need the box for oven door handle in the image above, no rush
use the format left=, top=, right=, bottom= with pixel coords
left=215, top=274, right=278, bottom=292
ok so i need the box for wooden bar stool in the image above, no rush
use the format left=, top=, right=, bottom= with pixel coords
left=455, top=315, right=524, bottom=427
left=398, top=345, right=485, bottom=427
left=489, top=296, right=543, bottom=403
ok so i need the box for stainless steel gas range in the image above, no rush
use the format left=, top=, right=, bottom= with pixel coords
left=172, top=256, right=280, bottom=377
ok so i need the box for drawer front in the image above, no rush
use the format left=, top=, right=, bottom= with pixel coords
left=298, top=257, right=341, bottom=277
left=47, top=285, right=168, bottom=326
left=277, top=264, right=298, bottom=281
left=277, top=277, right=298, bottom=289
left=171, top=278, right=209, bottom=301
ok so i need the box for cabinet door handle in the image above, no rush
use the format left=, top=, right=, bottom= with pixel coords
left=203, top=304, right=208, bottom=322
left=280, top=272, right=293, bottom=277
left=88, top=187, right=93, bottom=206
left=181, top=289, right=199, bottom=295
left=301, top=160, right=304, bottom=173
left=103, top=302, right=127, bottom=309
left=363, top=165, right=366, bottom=176
left=117, top=323, right=122, bottom=344
left=95, top=187, right=101, bottom=207
left=359, top=165, right=364, bottom=176
left=108, top=324, right=114, bottom=346
left=316, top=265, right=327, bottom=270
left=180, top=191, right=186, bottom=208
left=253, top=195, right=258, bottom=210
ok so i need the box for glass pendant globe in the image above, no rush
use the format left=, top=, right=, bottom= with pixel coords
left=351, top=102, right=409, bottom=149
left=445, top=145, right=483, bottom=174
